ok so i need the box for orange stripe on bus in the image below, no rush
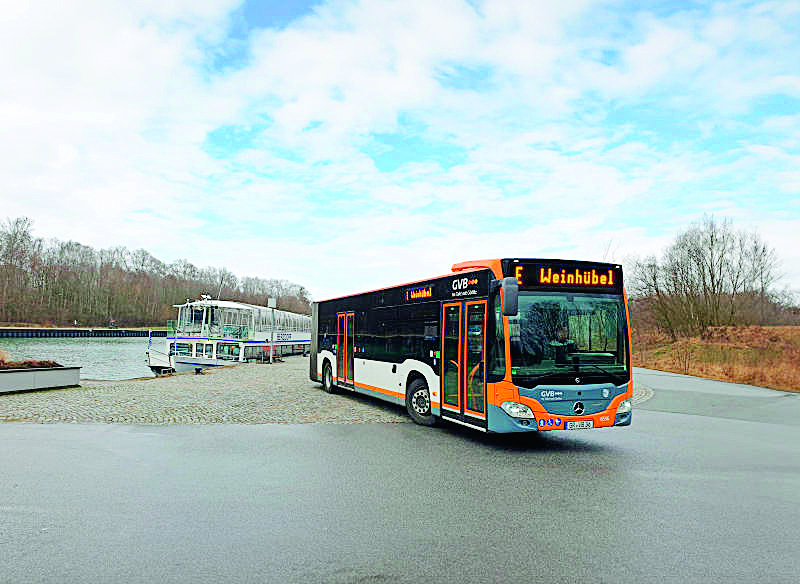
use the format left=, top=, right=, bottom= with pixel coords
left=623, top=283, right=634, bottom=396
left=353, top=381, right=404, bottom=399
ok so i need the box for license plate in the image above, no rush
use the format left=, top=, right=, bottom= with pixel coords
left=566, top=420, right=593, bottom=430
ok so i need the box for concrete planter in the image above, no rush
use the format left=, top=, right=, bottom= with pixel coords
left=0, top=367, right=81, bottom=394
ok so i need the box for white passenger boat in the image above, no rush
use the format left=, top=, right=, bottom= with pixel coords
left=146, top=298, right=311, bottom=375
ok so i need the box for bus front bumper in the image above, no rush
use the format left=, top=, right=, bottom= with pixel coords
left=487, top=404, right=632, bottom=433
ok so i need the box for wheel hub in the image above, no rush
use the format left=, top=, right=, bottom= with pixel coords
left=412, top=390, right=430, bottom=414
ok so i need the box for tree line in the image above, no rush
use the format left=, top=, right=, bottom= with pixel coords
left=0, top=217, right=312, bottom=327
left=629, top=216, right=798, bottom=339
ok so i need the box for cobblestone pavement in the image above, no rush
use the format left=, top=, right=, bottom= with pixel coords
left=0, top=356, right=410, bottom=425
left=0, top=356, right=653, bottom=424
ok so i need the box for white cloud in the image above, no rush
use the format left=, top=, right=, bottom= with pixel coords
left=1, top=0, right=799, bottom=302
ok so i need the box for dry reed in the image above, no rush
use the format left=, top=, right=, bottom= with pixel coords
left=633, top=326, right=800, bottom=392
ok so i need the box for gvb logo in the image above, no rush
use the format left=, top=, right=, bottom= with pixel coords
left=451, top=276, right=479, bottom=297
left=452, top=277, right=478, bottom=290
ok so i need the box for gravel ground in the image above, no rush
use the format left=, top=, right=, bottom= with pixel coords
left=0, top=356, right=410, bottom=425
left=0, top=355, right=653, bottom=424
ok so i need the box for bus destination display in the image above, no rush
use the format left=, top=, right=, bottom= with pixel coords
left=512, top=263, right=622, bottom=292
left=405, top=285, right=433, bottom=301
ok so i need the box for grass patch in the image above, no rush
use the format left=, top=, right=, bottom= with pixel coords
left=633, top=325, right=800, bottom=392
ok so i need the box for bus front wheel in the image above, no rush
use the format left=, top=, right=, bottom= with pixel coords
left=406, top=378, right=437, bottom=426
left=322, top=361, right=337, bottom=394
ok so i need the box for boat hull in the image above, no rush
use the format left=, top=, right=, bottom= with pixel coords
left=171, top=357, right=232, bottom=373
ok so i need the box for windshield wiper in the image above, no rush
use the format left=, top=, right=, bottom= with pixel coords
left=517, top=370, right=575, bottom=388
left=578, top=362, right=626, bottom=386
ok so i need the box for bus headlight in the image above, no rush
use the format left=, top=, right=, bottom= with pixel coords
left=501, top=401, right=534, bottom=419
left=617, top=399, right=632, bottom=414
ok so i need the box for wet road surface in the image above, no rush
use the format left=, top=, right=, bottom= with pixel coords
left=1, top=369, right=799, bottom=583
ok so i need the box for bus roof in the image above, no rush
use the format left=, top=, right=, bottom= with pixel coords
left=317, top=258, right=623, bottom=303
left=318, top=265, right=493, bottom=303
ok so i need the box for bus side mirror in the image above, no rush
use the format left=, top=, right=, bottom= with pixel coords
left=501, top=277, right=518, bottom=316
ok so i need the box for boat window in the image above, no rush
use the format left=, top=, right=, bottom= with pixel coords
left=244, top=346, right=269, bottom=361
left=174, top=343, right=192, bottom=356
left=205, top=344, right=213, bottom=357
left=217, top=343, right=240, bottom=360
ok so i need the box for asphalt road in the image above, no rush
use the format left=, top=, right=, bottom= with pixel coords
left=2, top=369, right=799, bottom=583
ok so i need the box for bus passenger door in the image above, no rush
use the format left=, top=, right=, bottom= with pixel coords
left=441, top=303, right=462, bottom=415
left=440, top=301, right=487, bottom=429
left=345, top=312, right=355, bottom=385
left=336, top=314, right=345, bottom=382
left=336, top=312, right=355, bottom=385
left=440, top=300, right=486, bottom=429
left=463, top=301, right=487, bottom=422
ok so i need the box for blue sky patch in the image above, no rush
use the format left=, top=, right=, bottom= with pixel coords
left=747, top=95, right=800, bottom=119
left=363, top=132, right=468, bottom=172
left=204, top=124, right=269, bottom=159
left=203, top=37, right=252, bottom=74
left=203, top=0, right=323, bottom=73
left=303, top=120, right=324, bottom=132
left=435, top=63, right=494, bottom=91
left=231, top=0, right=322, bottom=36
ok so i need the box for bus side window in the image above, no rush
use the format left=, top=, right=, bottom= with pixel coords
left=376, top=307, right=399, bottom=360
left=355, top=311, right=365, bottom=357
left=488, top=299, right=505, bottom=378
left=320, top=316, right=336, bottom=352
left=387, top=309, right=403, bottom=357
left=362, top=310, right=376, bottom=360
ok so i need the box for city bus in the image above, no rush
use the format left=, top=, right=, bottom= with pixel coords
left=309, top=258, right=632, bottom=433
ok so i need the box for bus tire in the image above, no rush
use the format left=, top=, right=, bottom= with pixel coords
left=322, top=361, right=337, bottom=394
left=406, top=378, right=437, bottom=426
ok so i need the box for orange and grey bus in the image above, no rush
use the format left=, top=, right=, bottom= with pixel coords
left=309, top=259, right=633, bottom=433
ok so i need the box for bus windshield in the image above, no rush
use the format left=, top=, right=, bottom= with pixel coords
left=507, top=291, right=629, bottom=387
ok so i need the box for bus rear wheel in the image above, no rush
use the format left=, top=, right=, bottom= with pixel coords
left=406, top=378, right=437, bottom=426
left=322, top=361, right=337, bottom=394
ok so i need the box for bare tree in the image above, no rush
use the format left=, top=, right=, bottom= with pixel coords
left=630, top=216, right=786, bottom=337
left=0, top=216, right=312, bottom=326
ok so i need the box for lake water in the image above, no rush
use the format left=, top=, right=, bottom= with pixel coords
left=0, top=337, right=164, bottom=380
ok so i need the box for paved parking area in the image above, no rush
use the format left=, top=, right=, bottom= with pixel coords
left=0, top=357, right=410, bottom=424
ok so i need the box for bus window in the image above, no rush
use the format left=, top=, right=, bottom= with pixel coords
left=488, top=298, right=505, bottom=379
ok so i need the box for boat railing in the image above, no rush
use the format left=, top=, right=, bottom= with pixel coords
left=222, top=325, right=248, bottom=339
left=177, top=324, right=205, bottom=335
left=169, top=323, right=250, bottom=339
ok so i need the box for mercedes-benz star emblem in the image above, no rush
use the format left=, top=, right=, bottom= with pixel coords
left=573, top=401, right=585, bottom=415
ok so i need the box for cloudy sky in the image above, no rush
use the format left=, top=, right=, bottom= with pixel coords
left=1, top=0, right=799, bottom=300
